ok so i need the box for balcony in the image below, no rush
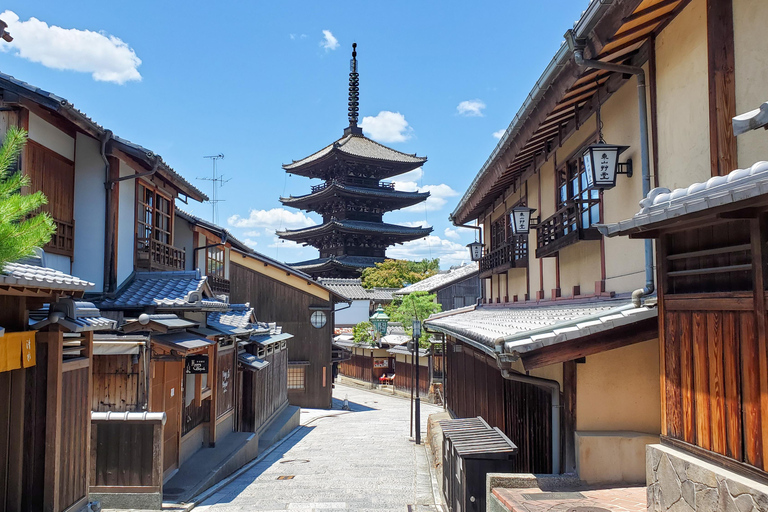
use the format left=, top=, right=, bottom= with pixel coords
left=536, top=199, right=601, bottom=259
left=311, top=178, right=396, bottom=194
left=479, top=239, right=528, bottom=278
left=207, top=275, right=231, bottom=295
left=136, top=238, right=186, bottom=271
left=45, top=218, right=75, bottom=257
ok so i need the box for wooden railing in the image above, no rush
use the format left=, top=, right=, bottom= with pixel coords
left=136, top=238, right=186, bottom=271
left=46, top=218, right=75, bottom=257
left=479, top=238, right=528, bottom=275
left=208, top=275, right=231, bottom=295
left=536, top=199, right=601, bottom=258
left=311, top=178, right=396, bottom=193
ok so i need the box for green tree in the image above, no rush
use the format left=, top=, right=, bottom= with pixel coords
left=389, top=291, right=442, bottom=347
left=361, top=258, right=440, bottom=289
left=352, top=321, right=376, bottom=347
left=0, top=128, right=55, bottom=267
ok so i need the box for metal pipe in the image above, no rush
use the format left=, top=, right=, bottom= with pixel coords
left=501, top=369, right=561, bottom=474
left=101, top=130, right=113, bottom=293
left=571, top=44, right=654, bottom=307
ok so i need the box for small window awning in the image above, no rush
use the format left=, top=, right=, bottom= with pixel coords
left=122, top=314, right=198, bottom=333
left=152, top=332, right=214, bottom=352
left=238, top=352, right=269, bottom=371
left=249, top=332, right=294, bottom=346
left=93, top=334, right=148, bottom=355
left=189, top=326, right=223, bottom=338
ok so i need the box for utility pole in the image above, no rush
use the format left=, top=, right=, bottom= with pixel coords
left=413, top=319, right=422, bottom=445
left=199, top=154, right=229, bottom=224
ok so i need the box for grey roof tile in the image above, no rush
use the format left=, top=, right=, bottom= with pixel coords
left=289, top=255, right=386, bottom=272
left=29, top=300, right=117, bottom=332
left=99, top=270, right=227, bottom=310
left=152, top=332, right=214, bottom=351
left=284, top=134, right=426, bottom=170
left=1, top=262, right=94, bottom=291
left=394, top=263, right=478, bottom=296
left=277, top=219, right=432, bottom=238
left=599, top=161, right=768, bottom=236
left=425, top=298, right=657, bottom=354
left=318, top=278, right=397, bottom=302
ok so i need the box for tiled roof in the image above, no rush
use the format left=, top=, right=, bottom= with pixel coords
left=175, top=208, right=251, bottom=253
left=99, top=270, right=228, bottom=310
left=152, top=332, right=215, bottom=352
left=599, top=161, right=768, bottom=237
left=733, top=101, right=768, bottom=136
left=318, top=278, right=398, bottom=302
left=29, top=300, right=117, bottom=332
left=249, top=332, right=294, bottom=346
left=207, top=303, right=266, bottom=336
left=239, top=352, right=269, bottom=371
left=289, top=255, right=386, bottom=272
left=369, top=288, right=398, bottom=301
left=281, top=183, right=429, bottom=205
left=123, top=313, right=198, bottom=332
left=284, top=134, right=426, bottom=171
left=394, top=263, right=478, bottom=296
left=388, top=345, right=429, bottom=357
left=1, top=261, right=94, bottom=292
left=425, top=298, right=657, bottom=354
left=277, top=219, right=432, bottom=239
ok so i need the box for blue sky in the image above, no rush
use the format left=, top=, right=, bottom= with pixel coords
left=0, top=1, right=587, bottom=268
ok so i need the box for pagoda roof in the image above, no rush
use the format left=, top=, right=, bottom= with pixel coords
left=288, top=255, right=386, bottom=274
left=276, top=219, right=432, bottom=243
left=283, top=133, right=426, bottom=178
left=280, top=182, right=429, bottom=209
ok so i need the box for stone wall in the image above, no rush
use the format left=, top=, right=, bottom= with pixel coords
left=647, top=444, right=768, bottom=512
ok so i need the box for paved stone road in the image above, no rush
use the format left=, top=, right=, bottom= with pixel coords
left=195, top=383, right=444, bottom=512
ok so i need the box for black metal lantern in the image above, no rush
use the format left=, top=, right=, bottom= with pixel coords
left=510, top=206, right=538, bottom=235
left=370, top=305, right=389, bottom=336
left=582, top=143, right=631, bottom=190
left=467, top=241, right=483, bottom=261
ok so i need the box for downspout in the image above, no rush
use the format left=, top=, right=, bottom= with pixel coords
left=500, top=369, right=561, bottom=474
left=567, top=31, right=654, bottom=307
left=101, top=129, right=113, bottom=293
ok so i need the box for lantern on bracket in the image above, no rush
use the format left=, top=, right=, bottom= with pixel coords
left=582, top=143, right=632, bottom=191
left=467, top=241, right=484, bottom=261
left=369, top=304, right=390, bottom=336
left=510, top=206, right=538, bottom=235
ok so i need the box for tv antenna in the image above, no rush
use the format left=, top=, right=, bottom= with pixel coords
left=198, top=154, right=230, bottom=224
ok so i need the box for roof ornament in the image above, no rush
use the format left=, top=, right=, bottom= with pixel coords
left=345, top=43, right=363, bottom=136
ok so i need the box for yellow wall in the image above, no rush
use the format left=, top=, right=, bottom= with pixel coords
left=576, top=339, right=660, bottom=433
left=655, top=0, right=710, bottom=190
left=733, top=0, right=768, bottom=168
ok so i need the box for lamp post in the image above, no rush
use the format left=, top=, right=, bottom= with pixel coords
left=412, top=319, right=422, bottom=445
left=369, top=304, right=389, bottom=344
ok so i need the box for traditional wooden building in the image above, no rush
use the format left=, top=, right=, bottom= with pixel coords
left=394, top=263, right=480, bottom=311
left=319, top=278, right=397, bottom=327
left=277, top=44, right=432, bottom=278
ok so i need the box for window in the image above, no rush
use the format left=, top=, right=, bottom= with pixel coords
left=557, top=157, right=601, bottom=231
left=137, top=183, right=173, bottom=246
left=288, top=366, right=306, bottom=390
left=490, top=218, right=507, bottom=251
left=206, top=244, right=225, bottom=278
left=310, top=311, right=327, bottom=328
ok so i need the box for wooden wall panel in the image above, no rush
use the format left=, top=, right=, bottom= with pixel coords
left=92, top=355, right=140, bottom=412
left=722, top=312, right=742, bottom=461
left=216, top=348, right=235, bottom=419
left=58, top=366, right=89, bottom=511
left=664, top=311, right=683, bottom=438
left=707, top=312, right=726, bottom=455
left=740, top=312, right=762, bottom=469
left=692, top=312, right=711, bottom=451
left=25, top=140, right=75, bottom=223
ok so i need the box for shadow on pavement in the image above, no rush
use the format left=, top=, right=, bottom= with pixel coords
left=331, top=396, right=377, bottom=412
left=197, top=424, right=315, bottom=506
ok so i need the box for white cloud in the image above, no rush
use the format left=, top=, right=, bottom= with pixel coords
left=444, top=228, right=460, bottom=240
left=493, top=129, right=506, bottom=139
left=457, top=99, right=486, bottom=117
left=243, top=238, right=259, bottom=249
left=320, top=30, right=339, bottom=51
left=361, top=111, right=413, bottom=143
left=243, top=230, right=262, bottom=237
left=0, top=10, right=141, bottom=84
left=400, top=221, right=429, bottom=228
left=227, top=208, right=316, bottom=232
left=395, top=167, right=423, bottom=183
left=387, top=235, right=470, bottom=268
left=392, top=181, right=459, bottom=212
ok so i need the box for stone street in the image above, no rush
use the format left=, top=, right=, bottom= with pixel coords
left=194, top=383, right=444, bottom=512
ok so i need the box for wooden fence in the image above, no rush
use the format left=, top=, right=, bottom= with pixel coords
left=393, top=358, right=431, bottom=395
left=239, top=347, right=289, bottom=433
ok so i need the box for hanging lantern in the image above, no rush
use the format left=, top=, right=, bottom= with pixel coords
left=582, top=143, right=631, bottom=190
left=467, top=241, right=483, bottom=261
left=369, top=304, right=390, bottom=336
left=510, top=206, right=538, bottom=235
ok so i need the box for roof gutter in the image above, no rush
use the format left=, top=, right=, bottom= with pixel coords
left=451, top=0, right=616, bottom=225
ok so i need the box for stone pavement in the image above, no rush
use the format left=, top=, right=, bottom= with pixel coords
left=194, top=383, right=444, bottom=512
left=492, top=485, right=647, bottom=512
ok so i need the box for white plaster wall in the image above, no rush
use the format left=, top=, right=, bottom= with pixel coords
left=45, top=252, right=72, bottom=275
left=334, top=300, right=370, bottom=327
left=71, top=132, right=105, bottom=290
left=27, top=112, right=74, bottom=160
left=174, top=216, right=195, bottom=271
left=116, top=160, right=136, bottom=286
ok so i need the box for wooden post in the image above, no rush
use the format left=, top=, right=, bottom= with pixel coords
left=750, top=217, right=768, bottom=469
left=83, top=330, right=94, bottom=503
left=209, top=343, right=217, bottom=447
left=41, top=325, right=64, bottom=512
left=707, top=0, right=737, bottom=177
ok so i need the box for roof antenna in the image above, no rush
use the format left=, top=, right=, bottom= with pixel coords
left=345, top=43, right=363, bottom=136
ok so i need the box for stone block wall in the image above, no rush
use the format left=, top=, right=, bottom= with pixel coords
left=647, top=444, right=768, bottom=512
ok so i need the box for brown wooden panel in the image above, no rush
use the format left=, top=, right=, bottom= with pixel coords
left=59, top=366, right=89, bottom=510
left=216, top=349, right=235, bottom=418
left=740, top=311, right=763, bottom=468
left=693, top=312, right=711, bottom=450
left=707, top=312, right=727, bottom=455
left=664, top=311, right=683, bottom=438
left=679, top=311, right=694, bottom=443
left=722, top=312, right=743, bottom=460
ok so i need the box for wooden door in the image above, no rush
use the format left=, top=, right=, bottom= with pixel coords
left=150, top=360, right=182, bottom=476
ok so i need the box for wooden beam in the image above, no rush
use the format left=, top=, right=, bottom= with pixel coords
left=707, top=0, right=737, bottom=177
left=622, top=0, right=681, bottom=25
left=520, top=317, right=659, bottom=370
left=41, top=326, right=64, bottom=512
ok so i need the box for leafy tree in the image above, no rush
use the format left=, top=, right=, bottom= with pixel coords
left=0, top=128, right=55, bottom=267
left=352, top=321, right=376, bottom=347
left=361, top=258, right=440, bottom=289
left=389, top=291, right=442, bottom=347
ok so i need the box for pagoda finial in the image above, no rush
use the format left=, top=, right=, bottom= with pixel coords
left=345, top=43, right=363, bottom=135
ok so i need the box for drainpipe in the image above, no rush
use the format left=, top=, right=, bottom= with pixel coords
left=500, top=369, right=561, bottom=474
left=566, top=30, right=654, bottom=307
left=101, top=130, right=113, bottom=293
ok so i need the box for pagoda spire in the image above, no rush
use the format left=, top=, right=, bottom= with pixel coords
left=345, top=43, right=363, bottom=136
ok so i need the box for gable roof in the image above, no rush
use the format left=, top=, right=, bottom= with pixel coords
left=283, top=133, right=426, bottom=171
left=318, top=278, right=397, bottom=302
left=175, top=208, right=251, bottom=252
left=394, top=263, right=478, bottom=296
left=99, top=270, right=227, bottom=311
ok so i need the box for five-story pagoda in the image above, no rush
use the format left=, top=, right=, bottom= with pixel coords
left=278, top=44, right=432, bottom=278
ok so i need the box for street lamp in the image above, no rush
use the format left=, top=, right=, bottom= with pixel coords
left=412, top=319, right=423, bottom=445
left=467, top=241, right=483, bottom=261
left=510, top=206, right=538, bottom=235
left=582, top=143, right=632, bottom=191
left=370, top=305, right=389, bottom=337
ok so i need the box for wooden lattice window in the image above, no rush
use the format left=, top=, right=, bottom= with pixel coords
left=137, top=183, right=173, bottom=247
left=287, top=366, right=306, bottom=390
left=206, top=244, right=225, bottom=278
left=490, top=218, right=507, bottom=251
left=557, top=157, right=601, bottom=232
